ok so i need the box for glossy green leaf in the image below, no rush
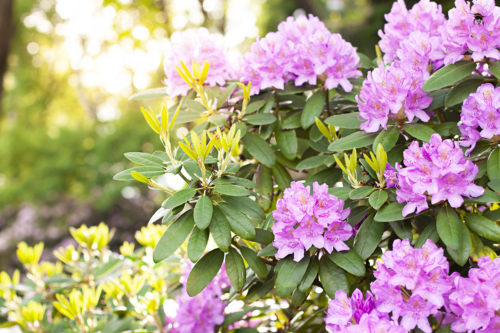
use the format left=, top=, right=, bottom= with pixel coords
left=245, top=114, right=277, bottom=125
left=425, top=88, right=451, bottom=110
left=423, top=61, right=477, bottom=92
left=488, top=148, right=500, bottom=181
left=275, top=123, right=298, bottom=160
left=271, top=162, right=293, bottom=191
left=358, top=53, right=374, bottom=69
left=217, top=83, right=238, bottom=108
left=465, top=189, right=500, bottom=203
left=387, top=144, right=406, bottom=167
left=488, top=61, right=500, bottom=79
left=153, top=211, right=195, bottom=263
left=219, top=203, right=256, bottom=240
left=349, top=186, right=376, bottom=200
left=163, top=188, right=197, bottom=209
left=225, top=247, right=246, bottom=291
left=124, top=152, right=165, bottom=167
left=241, top=133, right=276, bottom=167
left=253, top=228, right=274, bottom=245
left=188, top=227, right=209, bottom=262
left=327, top=250, right=366, bottom=277
left=324, top=112, right=362, bottom=129
left=415, top=221, right=440, bottom=248
left=282, top=112, right=301, bottom=129
left=113, top=166, right=164, bottom=181
left=211, top=176, right=257, bottom=188
left=296, top=155, right=328, bottom=170
left=240, top=246, right=268, bottom=280
left=436, top=206, right=471, bottom=266
left=186, top=249, right=224, bottom=296
left=329, top=187, right=351, bottom=201
left=445, top=78, right=484, bottom=107
left=298, top=256, right=320, bottom=292
left=369, top=190, right=388, bottom=210
left=301, top=89, right=325, bottom=129
left=348, top=206, right=373, bottom=227
left=129, top=87, right=167, bottom=100
left=276, top=253, right=310, bottom=297
left=194, top=195, right=213, bottom=230
left=215, top=185, right=250, bottom=197
left=434, top=122, right=459, bottom=137
left=464, top=213, right=500, bottom=242
left=254, top=165, right=273, bottom=212
left=305, top=168, right=342, bottom=188
left=245, top=100, right=266, bottom=114
left=221, top=195, right=265, bottom=220
left=328, top=131, right=378, bottom=151
left=209, top=206, right=232, bottom=252
left=257, top=244, right=278, bottom=257
left=374, top=202, right=406, bottom=222
left=390, top=220, right=413, bottom=241
left=319, top=256, right=349, bottom=298
left=373, top=126, right=399, bottom=152
left=404, top=124, right=436, bottom=142
left=354, top=213, right=384, bottom=260
left=209, top=114, right=227, bottom=126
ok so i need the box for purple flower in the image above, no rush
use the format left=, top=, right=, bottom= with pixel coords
left=325, top=290, right=353, bottom=329
left=400, top=295, right=437, bottom=333
left=163, top=28, right=233, bottom=97
left=384, top=164, right=398, bottom=188
left=386, top=134, right=484, bottom=215
left=272, top=181, right=352, bottom=262
left=166, top=261, right=228, bottom=333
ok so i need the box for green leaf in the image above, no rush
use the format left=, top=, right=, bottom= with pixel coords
left=241, top=133, right=276, bottom=167
left=211, top=176, right=257, bottom=188
left=465, top=189, right=500, bottom=203
left=296, top=155, right=327, bottom=170
left=488, top=61, right=500, bottom=79
left=301, top=89, right=325, bottom=129
left=425, top=88, right=451, bottom=110
left=282, top=112, right=302, bottom=129
left=387, top=144, right=406, bottom=167
left=328, top=131, right=378, bottom=151
left=305, top=168, right=342, bottom=188
left=369, top=190, right=388, bottom=210
left=245, top=100, right=266, bottom=114
left=221, top=196, right=265, bottom=220
left=275, top=123, right=298, bottom=160
left=185, top=99, right=207, bottom=112
left=373, top=126, right=400, bottom=152
left=445, top=78, right=485, bottom=107
left=258, top=244, right=278, bottom=257
left=404, top=124, right=436, bottom=142
left=210, top=206, right=232, bottom=252
left=194, top=195, right=213, bottom=230
left=358, top=53, right=374, bottom=69
left=327, top=250, right=366, bottom=277
left=488, top=148, right=500, bottom=181
left=129, top=87, right=167, bottom=100
left=215, top=185, right=251, bottom=197
left=153, top=211, right=195, bottom=263
left=291, top=288, right=308, bottom=308
left=324, top=112, right=362, bottom=129
left=186, top=249, right=224, bottom=296
left=188, top=227, right=209, bottom=262
left=374, top=202, right=406, bottom=222
left=329, top=187, right=351, bottom=201
left=484, top=208, right=500, bottom=221
left=298, top=256, right=320, bottom=292
left=489, top=179, right=500, bottom=193
left=245, top=113, right=277, bottom=125
left=390, top=220, right=413, bottom=241
left=246, top=274, right=276, bottom=302
left=434, top=122, right=459, bottom=137
left=209, top=114, right=227, bottom=126
left=113, top=166, right=164, bottom=181
left=255, top=165, right=273, bottom=212
left=225, top=247, right=246, bottom=291
left=336, top=86, right=360, bottom=102
left=124, top=152, right=165, bottom=167
left=171, top=110, right=201, bottom=124
left=354, top=213, right=384, bottom=260
left=435, top=325, right=453, bottom=333
left=415, top=221, right=440, bottom=248
left=253, top=228, right=274, bottom=245
left=276, top=253, right=310, bottom=297
left=348, top=206, right=373, bottom=227
left=464, top=213, right=500, bottom=242
left=240, top=246, right=268, bottom=280
left=217, top=83, right=237, bottom=108
left=423, top=61, right=477, bottom=92
left=163, top=188, right=197, bottom=209
left=219, top=203, right=256, bottom=240
left=436, top=206, right=471, bottom=266
left=349, top=186, right=376, bottom=200
left=319, top=256, right=349, bottom=298
left=272, top=162, right=293, bottom=191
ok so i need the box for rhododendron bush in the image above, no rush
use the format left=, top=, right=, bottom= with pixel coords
left=3, top=1, right=500, bottom=332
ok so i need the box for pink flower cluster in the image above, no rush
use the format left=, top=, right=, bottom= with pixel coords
left=239, top=15, right=361, bottom=95
left=325, top=239, right=452, bottom=333
left=447, top=256, right=500, bottom=332
left=272, top=181, right=352, bottom=262
left=165, top=261, right=229, bottom=333
left=384, top=134, right=483, bottom=216
left=163, top=28, right=233, bottom=97
left=442, top=0, right=500, bottom=65
left=378, top=0, right=446, bottom=64
left=357, top=62, right=433, bottom=133
left=459, top=83, right=500, bottom=155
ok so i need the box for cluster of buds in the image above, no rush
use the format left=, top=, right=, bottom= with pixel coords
left=315, top=117, right=339, bottom=143
left=179, top=130, right=217, bottom=187
left=334, top=148, right=360, bottom=187
left=9, top=301, right=46, bottom=333
left=236, top=82, right=251, bottom=120
left=69, top=222, right=113, bottom=252
left=176, top=61, right=216, bottom=115
left=53, top=285, right=102, bottom=331
left=363, top=143, right=388, bottom=188
left=213, top=124, right=242, bottom=177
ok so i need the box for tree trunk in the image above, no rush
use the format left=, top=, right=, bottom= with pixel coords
left=0, top=0, right=15, bottom=117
